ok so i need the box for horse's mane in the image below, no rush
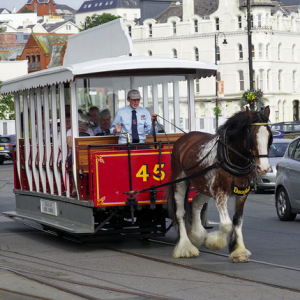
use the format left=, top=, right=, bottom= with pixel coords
left=216, top=110, right=269, bottom=143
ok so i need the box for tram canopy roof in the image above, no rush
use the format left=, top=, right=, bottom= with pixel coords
left=0, top=56, right=217, bottom=95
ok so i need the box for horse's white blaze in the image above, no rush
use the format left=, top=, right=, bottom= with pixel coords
left=256, top=126, right=270, bottom=174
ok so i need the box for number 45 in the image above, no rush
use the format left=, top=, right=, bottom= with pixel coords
left=136, top=164, right=166, bottom=182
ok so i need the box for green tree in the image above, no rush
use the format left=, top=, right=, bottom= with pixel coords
left=0, top=82, right=15, bottom=120
left=19, top=7, right=34, bottom=13
left=79, top=13, right=121, bottom=31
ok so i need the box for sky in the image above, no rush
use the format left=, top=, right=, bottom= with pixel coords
left=0, top=0, right=86, bottom=12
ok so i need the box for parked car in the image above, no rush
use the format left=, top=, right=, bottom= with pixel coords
left=275, top=137, right=300, bottom=221
left=252, top=139, right=292, bottom=193
left=0, top=134, right=16, bottom=164
left=269, top=121, right=300, bottom=134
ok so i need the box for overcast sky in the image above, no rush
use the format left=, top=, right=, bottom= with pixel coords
left=0, top=0, right=86, bottom=12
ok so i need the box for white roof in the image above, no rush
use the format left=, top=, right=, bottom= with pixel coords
left=0, top=56, right=217, bottom=94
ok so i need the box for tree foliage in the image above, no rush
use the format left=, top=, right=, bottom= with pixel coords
left=79, top=13, right=121, bottom=31
left=19, top=7, right=34, bottom=13
left=0, top=81, right=15, bottom=120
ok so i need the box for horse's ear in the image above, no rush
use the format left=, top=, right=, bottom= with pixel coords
left=246, top=106, right=253, bottom=119
left=264, top=106, right=270, bottom=119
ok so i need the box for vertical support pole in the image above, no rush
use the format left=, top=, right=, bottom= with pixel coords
left=51, top=85, right=62, bottom=196
left=36, top=88, right=46, bottom=192
left=143, top=85, right=148, bottom=108
left=153, top=84, right=159, bottom=115
left=247, top=0, right=254, bottom=111
left=14, top=92, right=22, bottom=188
left=188, top=75, right=195, bottom=131
left=29, top=89, right=39, bottom=191
left=215, top=34, right=219, bottom=131
left=173, top=80, right=180, bottom=133
left=162, top=81, right=169, bottom=133
left=43, top=86, right=54, bottom=194
left=70, top=81, right=78, bottom=192
left=59, top=83, right=69, bottom=197
left=23, top=92, right=33, bottom=191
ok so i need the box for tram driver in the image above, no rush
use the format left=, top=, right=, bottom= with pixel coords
left=110, top=90, right=158, bottom=144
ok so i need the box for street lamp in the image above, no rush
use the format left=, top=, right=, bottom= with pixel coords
left=215, top=32, right=228, bottom=131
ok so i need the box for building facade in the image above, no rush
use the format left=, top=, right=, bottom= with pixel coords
left=19, top=0, right=57, bottom=17
left=125, top=0, right=300, bottom=124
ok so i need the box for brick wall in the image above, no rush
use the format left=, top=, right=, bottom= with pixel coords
left=19, top=0, right=56, bottom=16
left=0, top=33, right=17, bottom=47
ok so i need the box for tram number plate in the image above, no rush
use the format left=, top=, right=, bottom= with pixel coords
left=40, top=199, right=58, bottom=216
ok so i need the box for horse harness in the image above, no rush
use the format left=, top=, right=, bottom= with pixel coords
left=129, top=122, right=271, bottom=197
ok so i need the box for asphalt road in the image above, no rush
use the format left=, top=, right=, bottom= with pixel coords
left=1, top=161, right=300, bottom=300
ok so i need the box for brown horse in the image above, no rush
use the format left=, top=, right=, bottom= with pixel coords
left=168, top=107, right=272, bottom=262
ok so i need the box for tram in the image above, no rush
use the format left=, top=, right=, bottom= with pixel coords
left=1, top=20, right=217, bottom=240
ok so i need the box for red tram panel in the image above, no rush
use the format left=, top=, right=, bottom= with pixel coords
left=93, top=149, right=172, bottom=207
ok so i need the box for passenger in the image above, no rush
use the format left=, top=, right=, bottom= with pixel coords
left=110, top=90, right=158, bottom=145
left=88, top=106, right=101, bottom=130
left=94, top=109, right=112, bottom=136
left=78, top=113, right=94, bottom=136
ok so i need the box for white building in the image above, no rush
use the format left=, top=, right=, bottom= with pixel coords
left=0, top=12, right=38, bottom=29
left=76, top=0, right=141, bottom=27
left=0, top=60, right=27, bottom=82
left=125, top=0, right=300, bottom=124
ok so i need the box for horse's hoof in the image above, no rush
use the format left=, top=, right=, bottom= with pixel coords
left=232, top=255, right=249, bottom=263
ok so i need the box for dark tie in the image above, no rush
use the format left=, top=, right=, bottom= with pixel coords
left=132, top=110, right=139, bottom=143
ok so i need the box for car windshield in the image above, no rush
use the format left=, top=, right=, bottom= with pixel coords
left=269, top=142, right=289, bottom=157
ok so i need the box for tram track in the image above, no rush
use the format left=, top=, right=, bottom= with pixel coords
left=100, top=239, right=300, bottom=294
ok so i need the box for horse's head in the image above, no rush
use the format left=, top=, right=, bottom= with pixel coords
left=247, top=106, right=272, bottom=175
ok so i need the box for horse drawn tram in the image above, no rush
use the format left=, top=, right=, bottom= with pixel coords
left=1, top=20, right=217, bottom=240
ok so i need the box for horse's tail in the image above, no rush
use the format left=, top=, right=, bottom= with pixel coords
left=167, top=180, right=192, bottom=231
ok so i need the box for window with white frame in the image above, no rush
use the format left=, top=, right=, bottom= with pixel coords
left=253, top=70, right=256, bottom=89
left=34, top=3, right=37, bottom=12
left=148, top=50, right=152, bottom=56
left=291, top=17, right=295, bottom=30
left=128, top=26, right=132, bottom=37
left=259, top=69, right=264, bottom=89
left=123, top=14, right=127, bottom=20
left=252, top=45, right=255, bottom=58
left=172, top=22, right=176, bottom=34
left=66, top=24, right=71, bottom=30
left=173, top=48, right=177, bottom=58
left=216, top=18, right=219, bottom=31
left=266, top=44, right=269, bottom=59
left=258, top=15, right=262, bottom=28
left=267, top=69, right=271, bottom=90
left=148, top=24, right=152, bottom=37
left=238, top=16, right=242, bottom=29
left=292, top=44, right=296, bottom=61
left=238, top=44, right=243, bottom=60
left=195, top=47, right=199, bottom=61
left=278, top=70, right=282, bottom=91
left=216, top=46, right=220, bottom=61
left=195, top=79, right=200, bottom=94
left=278, top=43, right=281, bottom=60
left=277, top=16, right=280, bottom=29
left=238, top=70, right=244, bottom=91
left=293, top=70, right=296, bottom=92
left=259, top=44, right=263, bottom=59
left=194, top=20, right=198, bottom=33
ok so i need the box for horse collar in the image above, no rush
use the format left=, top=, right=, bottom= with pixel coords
left=217, top=129, right=255, bottom=177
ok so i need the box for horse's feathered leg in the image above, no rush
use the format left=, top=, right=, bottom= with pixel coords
left=188, top=193, right=209, bottom=248
left=228, top=195, right=251, bottom=262
left=172, top=180, right=199, bottom=258
left=205, top=191, right=232, bottom=250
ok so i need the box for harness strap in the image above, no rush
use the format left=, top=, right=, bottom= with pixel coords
left=218, top=138, right=252, bottom=163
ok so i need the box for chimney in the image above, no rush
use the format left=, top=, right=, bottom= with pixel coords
left=12, top=6, right=16, bottom=13
left=182, top=0, right=194, bottom=22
